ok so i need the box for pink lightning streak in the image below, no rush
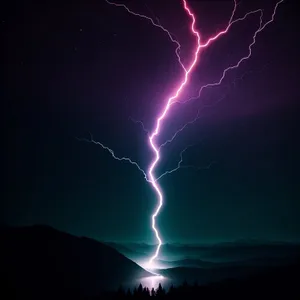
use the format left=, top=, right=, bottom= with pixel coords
left=147, top=0, right=201, bottom=266
left=95, top=0, right=284, bottom=270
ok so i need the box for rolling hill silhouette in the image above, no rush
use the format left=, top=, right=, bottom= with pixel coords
left=1, top=225, right=151, bottom=298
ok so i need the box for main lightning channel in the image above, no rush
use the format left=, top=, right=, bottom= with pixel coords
left=147, top=0, right=201, bottom=266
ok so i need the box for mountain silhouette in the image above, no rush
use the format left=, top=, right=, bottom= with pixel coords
left=105, top=241, right=146, bottom=260
left=1, top=225, right=151, bottom=298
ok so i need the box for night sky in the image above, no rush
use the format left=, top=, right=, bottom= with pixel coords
left=2, top=0, right=299, bottom=244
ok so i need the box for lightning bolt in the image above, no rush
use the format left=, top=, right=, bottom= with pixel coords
left=147, top=0, right=202, bottom=266
left=85, top=0, right=285, bottom=270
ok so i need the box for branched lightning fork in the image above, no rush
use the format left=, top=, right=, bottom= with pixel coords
left=159, top=108, right=203, bottom=150
left=185, top=1, right=284, bottom=104
left=105, top=0, right=186, bottom=71
left=128, top=116, right=149, bottom=134
left=76, top=134, right=150, bottom=182
left=147, top=0, right=202, bottom=266
left=156, top=145, right=216, bottom=182
left=159, top=94, right=228, bottom=149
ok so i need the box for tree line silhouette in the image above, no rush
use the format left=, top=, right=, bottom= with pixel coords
left=111, top=272, right=299, bottom=299
left=114, top=280, right=235, bottom=298
left=116, top=282, right=167, bottom=298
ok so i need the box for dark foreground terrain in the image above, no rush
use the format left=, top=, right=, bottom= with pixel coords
left=113, top=272, right=300, bottom=299
left=1, top=225, right=300, bottom=299
left=0, top=225, right=151, bottom=299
